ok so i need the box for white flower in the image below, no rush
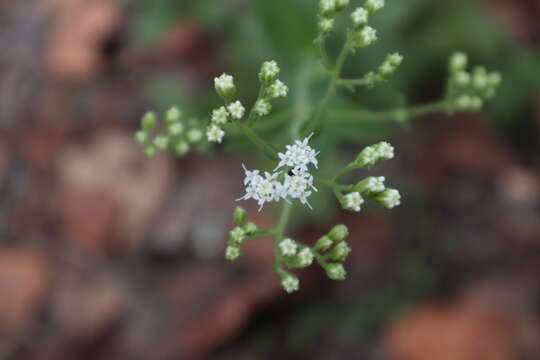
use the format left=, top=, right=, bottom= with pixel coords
left=360, top=26, right=377, bottom=46
left=214, top=73, right=235, bottom=97
left=276, top=133, right=319, bottom=172
left=268, top=80, right=288, bottom=98
left=377, top=188, right=401, bottom=209
left=259, top=61, right=280, bottom=83
left=298, top=248, right=314, bottom=267
left=387, top=53, right=403, bottom=67
left=351, top=8, right=368, bottom=27
left=211, top=106, right=229, bottom=124
left=254, top=99, right=272, bottom=116
left=279, top=238, right=298, bottom=256
left=365, top=0, right=384, bottom=13
left=227, top=101, right=246, bottom=120
left=237, top=166, right=284, bottom=211
left=283, top=171, right=317, bottom=209
left=206, top=124, right=225, bottom=143
left=365, top=176, right=386, bottom=193
left=344, top=192, right=364, bottom=212
left=281, top=275, right=299, bottom=293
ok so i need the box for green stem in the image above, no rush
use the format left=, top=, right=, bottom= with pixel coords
left=234, top=122, right=279, bottom=161
left=274, top=202, right=292, bottom=272
left=303, top=41, right=351, bottom=135
left=332, top=163, right=357, bottom=182
left=246, top=85, right=266, bottom=127
left=330, top=99, right=450, bottom=125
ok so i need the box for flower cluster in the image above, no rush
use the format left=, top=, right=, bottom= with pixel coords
left=135, top=107, right=205, bottom=157
left=206, top=61, right=288, bottom=143
left=237, top=134, right=319, bottom=211
left=334, top=142, right=401, bottom=212
left=446, top=52, right=502, bottom=112
left=224, top=207, right=261, bottom=261
left=358, top=53, right=403, bottom=88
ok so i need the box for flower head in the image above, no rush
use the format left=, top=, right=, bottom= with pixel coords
left=297, top=248, right=314, bottom=267
left=268, top=80, right=288, bottom=98
left=227, top=101, right=246, bottom=120
left=365, top=0, right=384, bottom=14
left=214, top=73, right=236, bottom=98
left=376, top=188, right=401, bottom=209
left=275, top=133, right=319, bottom=173
left=211, top=106, right=229, bottom=124
left=237, top=165, right=284, bottom=211
left=281, top=274, right=299, bottom=293
left=225, top=246, right=241, bottom=261
left=351, top=8, right=368, bottom=28
left=206, top=124, right=225, bottom=143
left=326, top=263, right=346, bottom=280
left=259, top=61, right=280, bottom=83
left=254, top=99, right=272, bottom=116
left=343, top=192, right=364, bottom=212
left=279, top=238, right=298, bottom=256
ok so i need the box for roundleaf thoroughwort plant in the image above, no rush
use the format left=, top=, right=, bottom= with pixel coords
left=135, top=0, right=501, bottom=293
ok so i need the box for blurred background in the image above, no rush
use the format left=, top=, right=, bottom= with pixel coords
left=1, top=0, right=540, bottom=359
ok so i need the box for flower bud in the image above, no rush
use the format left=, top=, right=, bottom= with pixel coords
left=449, top=52, right=468, bottom=73
left=453, top=71, right=471, bottom=88
left=211, top=106, right=229, bottom=124
left=187, top=129, right=203, bottom=143
left=154, top=135, right=168, bottom=150
left=318, top=17, right=335, bottom=36
left=243, top=222, right=259, bottom=235
left=254, top=99, right=272, bottom=117
left=268, top=80, right=288, bottom=98
left=279, top=238, right=298, bottom=257
left=351, top=8, right=368, bottom=28
left=375, top=188, right=401, bottom=209
left=488, top=72, right=501, bottom=87
left=342, top=192, right=364, bottom=212
left=168, top=122, right=184, bottom=136
left=365, top=0, right=384, bottom=14
left=335, top=0, right=349, bottom=11
left=166, top=107, right=182, bottom=123
left=319, top=0, right=337, bottom=17
left=135, top=130, right=148, bottom=145
left=315, top=236, right=333, bottom=251
left=141, top=111, right=157, bottom=131
left=227, top=101, right=246, bottom=120
left=328, top=224, right=349, bottom=242
left=214, top=73, right=236, bottom=99
left=229, top=226, right=246, bottom=245
left=233, top=206, right=247, bottom=225
left=349, top=26, right=377, bottom=48
left=259, top=61, right=280, bottom=83
left=174, top=141, right=190, bottom=156
left=206, top=124, right=225, bottom=143
left=325, top=263, right=346, bottom=280
left=144, top=145, right=157, bottom=157
left=355, top=176, right=385, bottom=194
left=328, top=241, right=351, bottom=262
left=225, top=245, right=241, bottom=261
left=281, top=274, right=299, bottom=293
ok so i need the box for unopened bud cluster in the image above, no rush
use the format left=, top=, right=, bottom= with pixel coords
left=360, top=53, right=403, bottom=87
left=207, top=61, right=288, bottom=144
left=346, top=0, right=385, bottom=50
left=225, top=206, right=261, bottom=261
left=335, top=142, right=401, bottom=212
left=135, top=107, right=204, bottom=157
left=446, top=52, right=502, bottom=112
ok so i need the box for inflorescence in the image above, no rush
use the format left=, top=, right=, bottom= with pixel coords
left=134, top=0, right=501, bottom=293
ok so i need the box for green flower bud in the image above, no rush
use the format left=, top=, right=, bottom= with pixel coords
left=229, top=226, right=246, bottom=245
left=187, top=129, right=203, bottom=143
left=355, top=176, right=386, bottom=194
left=348, top=26, right=377, bottom=48
left=166, top=107, right=182, bottom=123
left=315, top=236, right=333, bottom=251
left=453, top=71, right=471, bottom=88
left=168, top=122, right=184, bottom=136
left=243, top=222, right=259, bottom=235
left=174, top=141, right=190, bottom=156
left=328, top=242, right=351, bottom=262
left=135, top=130, right=148, bottom=145
left=259, top=61, right=280, bottom=83
left=214, top=73, right=236, bottom=99
left=328, top=224, right=349, bottom=243
left=454, top=94, right=473, bottom=111
left=233, top=206, right=247, bottom=225
left=319, top=0, right=337, bottom=17
left=144, top=145, right=157, bottom=157
left=225, top=245, right=241, bottom=261
left=449, top=52, right=468, bottom=73
left=141, top=111, right=157, bottom=131
left=335, top=0, right=349, bottom=11
left=281, top=273, right=299, bottom=293
left=351, top=8, right=368, bottom=28
left=325, top=263, right=346, bottom=280
left=374, top=188, right=401, bottom=209
left=365, top=0, right=384, bottom=14
left=154, top=135, right=168, bottom=150
left=488, top=72, right=501, bottom=87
